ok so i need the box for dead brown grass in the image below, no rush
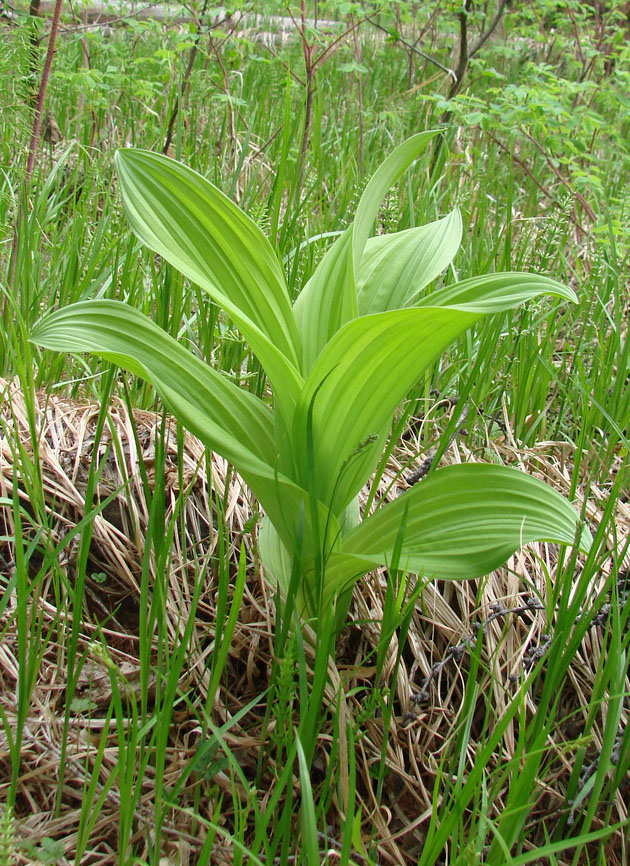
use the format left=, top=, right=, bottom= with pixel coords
left=0, top=377, right=628, bottom=865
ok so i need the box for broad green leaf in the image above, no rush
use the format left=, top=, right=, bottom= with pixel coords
left=114, top=148, right=303, bottom=425
left=321, top=464, right=592, bottom=598
left=293, top=130, right=441, bottom=372
left=356, top=209, right=463, bottom=315
left=293, top=273, right=577, bottom=512
left=30, top=300, right=336, bottom=557
left=351, top=130, right=442, bottom=274
left=115, top=149, right=297, bottom=357
left=292, top=306, right=478, bottom=512
left=30, top=300, right=277, bottom=466
left=419, top=272, right=578, bottom=311
left=292, top=227, right=355, bottom=373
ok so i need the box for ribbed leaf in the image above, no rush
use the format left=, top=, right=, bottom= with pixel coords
left=292, top=227, right=355, bottom=373
left=114, top=148, right=303, bottom=424
left=356, top=209, right=462, bottom=314
left=293, top=130, right=441, bottom=372
left=293, top=306, right=478, bottom=512
left=31, top=300, right=276, bottom=466
left=419, top=272, right=578, bottom=311
left=30, top=300, right=336, bottom=557
left=321, top=464, right=592, bottom=597
left=351, top=130, right=442, bottom=274
left=293, top=273, right=577, bottom=512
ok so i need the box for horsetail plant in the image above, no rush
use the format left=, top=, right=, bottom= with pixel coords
left=31, top=131, right=592, bottom=631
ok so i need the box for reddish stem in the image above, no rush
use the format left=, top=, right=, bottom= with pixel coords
left=8, top=0, right=64, bottom=297
left=26, top=0, right=64, bottom=184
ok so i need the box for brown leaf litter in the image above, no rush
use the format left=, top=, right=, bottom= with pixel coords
left=0, top=377, right=628, bottom=865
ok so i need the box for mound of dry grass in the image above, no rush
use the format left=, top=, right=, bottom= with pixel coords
left=0, top=378, right=628, bottom=864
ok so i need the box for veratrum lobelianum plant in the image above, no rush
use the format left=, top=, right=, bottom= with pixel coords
left=31, top=131, right=592, bottom=628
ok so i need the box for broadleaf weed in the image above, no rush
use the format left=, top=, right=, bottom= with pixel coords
left=31, top=132, right=593, bottom=636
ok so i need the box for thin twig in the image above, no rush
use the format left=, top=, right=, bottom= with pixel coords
left=365, top=14, right=456, bottom=81
left=163, top=0, right=210, bottom=154
left=469, top=0, right=508, bottom=58
left=484, top=129, right=589, bottom=236
left=519, top=127, right=597, bottom=223
left=406, top=584, right=627, bottom=717
left=25, top=0, right=63, bottom=182
left=8, top=0, right=64, bottom=298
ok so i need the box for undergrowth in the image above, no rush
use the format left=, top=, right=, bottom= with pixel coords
left=0, top=1, right=628, bottom=864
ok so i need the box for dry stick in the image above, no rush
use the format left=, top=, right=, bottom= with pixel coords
left=406, top=0, right=446, bottom=88
left=430, top=0, right=508, bottom=174
left=26, top=0, right=45, bottom=107
left=392, top=1, right=409, bottom=86
left=288, top=5, right=366, bottom=176
left=26, top=0, right=63, bottom=183
left=72, top=0, right=90, bottom=136
left=8, top=0, right=64, bottom=296
left=406, top=402, right=470, bottom=486
left=259, top=39, right=306, bottom=85
left=406, top=595, right=548, bottom=713
left=406, top=579, right=629, bottom=717
left=351, top=12, right=363, bottom=171
left=311, top=13, right=368, bottom=70
left=483, top=128, right=589, bottom=237
left=468, top=0, right=508, bottom=60
left=428, top=0, right=472, bottom=177
left=519, top=127, right=597, bottom=223
left=209, top=31, right=236, bottom=150
left=295, top=1, right=315, bottom=164
left=365, top=14, right=455, bottom=80
left=163, top=0, right=210, bottom=154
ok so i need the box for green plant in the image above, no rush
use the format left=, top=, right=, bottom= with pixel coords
left=30, top=130, right=592, bottom=631
left=0, top=804, right=16, bottom=866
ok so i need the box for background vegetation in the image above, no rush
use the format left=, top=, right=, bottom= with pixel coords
left=0, top=0, right=628, bottom=863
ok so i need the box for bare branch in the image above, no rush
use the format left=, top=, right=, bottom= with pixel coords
left=365, top=14, right=456, bottom=81
left=469, top=0, right=508, bottom=59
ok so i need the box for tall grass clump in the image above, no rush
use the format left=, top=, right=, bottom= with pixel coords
left=1, top=3, right=628, bottom=862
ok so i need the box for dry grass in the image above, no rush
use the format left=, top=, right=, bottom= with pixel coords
left=0, top=378, right=628, bottom=864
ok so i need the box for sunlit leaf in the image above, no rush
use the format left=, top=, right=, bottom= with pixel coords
left=419, top=271, right=578, bottom=311
left=31, top=300, right=276, bottom=466
left=29, top=135, right=589, bottom=628
left=115, top=148, right=304, bottom=424
left=356, top=209, right=462, bottom=314
left=294, top=272, right=578, bottom=512
left=294, top=130, right=441, bottom=372
left=321, top=464, right=592, bottom=599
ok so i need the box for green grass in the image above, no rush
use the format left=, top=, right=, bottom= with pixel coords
left=0, top=2, right=629, bottom=864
